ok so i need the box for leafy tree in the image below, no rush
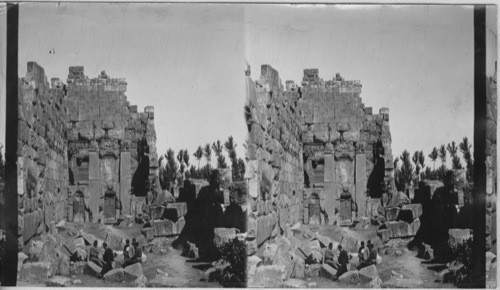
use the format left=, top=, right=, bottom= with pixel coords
left=225, top=136, right=241, bottom=181
left=447, top=141, right=459, bottom=158
left=204, top=143, right=212, bottom=164
left=444, top=238, right=473, bottom=287
left=428, top=147, right=439, bottom=170
left=177, top=149, right=186, bottom=179
left=214, top=238, right=246, bottom=287
left=236, top=158, right=245, bottom=181
left=159, top=148, right=179, bottom=189
left=459, top=137, right=473, bottom=182
left=412, top=151, right=422, bottom=180
left=217, top=154, right=228, bottom=169
left=399, top=150, right=415, bottom=191
left=194, top=146, right=204, bottom=168
left=183, top=149, right=190, bottom=168
left=439, top=144, right=447, bottom=166
left=212, top=140, right=224, bottom=157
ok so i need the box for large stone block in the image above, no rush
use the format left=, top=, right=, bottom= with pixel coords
left=385, top=207, right=400, bottom=221
left=320, top=264, right=337, bottom=280
left=165, top=202, right=188, bottom=220
left=386, top=221, right=412, bottom=238
left=153, top=220, right=175, bottom=237
left=18, top=262, right=52, bottom=284
left=252, top=265, right=287, bottom=287
left=399, top=203, right=422, bottom=222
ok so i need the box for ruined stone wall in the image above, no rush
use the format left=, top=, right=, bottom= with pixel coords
left=299, top=69, right=394, bottom=223
left=486, top=63, right=497, bottom=252
left=63, top=67, right=158, bottom=220
left=17, top=62, right=158, bottom=246
left=246, top=65, right=304, bottom=252
left=17, top=62, right=69, bottom=248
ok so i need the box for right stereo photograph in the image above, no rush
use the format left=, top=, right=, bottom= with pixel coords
left=244, top=4, right=497, bottom=288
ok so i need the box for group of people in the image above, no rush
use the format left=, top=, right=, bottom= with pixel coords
left=88, top=238, right=143, bottom=278
left=323, top=239, right=379, bottom=281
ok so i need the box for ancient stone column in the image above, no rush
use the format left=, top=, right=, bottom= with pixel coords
left=324, top=153, right=336, bottom=224
left=120, top=152, right=131, bottom=215
left=355, top=153, right=367, bottom=217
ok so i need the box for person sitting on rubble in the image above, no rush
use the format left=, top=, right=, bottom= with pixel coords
left=123, top=239, right=134, bottom=260
left=358, top=241, right=368, bottom=262
left=323, top=242, right=336, bottom=268
left=100, top=242, right=115, bottom=277
left=333, top=244, right=349, bottom=281
left=356, top=241, right=377, bottom=270
left=89, top=240, right=103, bottom=267
left=122, top=240, right=142, bottom=268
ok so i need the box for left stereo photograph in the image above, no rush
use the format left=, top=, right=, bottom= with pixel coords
left=0, top=2, right=248, bottom=287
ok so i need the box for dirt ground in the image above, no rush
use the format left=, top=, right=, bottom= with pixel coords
left=23, top=222, right=221, bottom=287
left=301, top=224, right=456, bottom=288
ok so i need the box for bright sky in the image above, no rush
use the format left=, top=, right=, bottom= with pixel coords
left=0, top=3, right=498, bottom=169
left=245, top=4, right=497, bottom=167
left=1, top=3, right=247, bottom=166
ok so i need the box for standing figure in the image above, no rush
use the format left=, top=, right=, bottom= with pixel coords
left=100, top=243, right=115, bottom=277
left=333, top=244, right=349, bottom=281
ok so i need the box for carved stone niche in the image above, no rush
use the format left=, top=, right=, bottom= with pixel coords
left=334, top=140, right=355, bottom=161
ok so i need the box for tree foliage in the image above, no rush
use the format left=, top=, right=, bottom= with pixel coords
left=214, top=238, right=246, bottom=288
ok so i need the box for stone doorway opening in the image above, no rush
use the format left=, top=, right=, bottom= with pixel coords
left=309, top=193, right=321, bottom=225
left=73, top=190, right=86, bottom=222
left=103, top=191, right=117, bottom=220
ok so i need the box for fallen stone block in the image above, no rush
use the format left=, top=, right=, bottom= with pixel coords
left=149, top=205, right=165, bottom=220
left=247, top=255, right=262, bottom=278
left=306, top=250, right=323, bottom=264
left=410, top=218, right=421, bottom=236
left=358, top=264, right=379, bottom=282
left=124, top=262, right=144, bottom=281
left=79, top=231, right=97, bottom=245
left=153, top=220, right=175, bottom=237
left=45, top=275, right=72, bottom=287
left=70, top=261, right=87, bottom=275
left=141, top=227, right=155, bottom=240
left=386, top=221, right=412, bottom=238
left=385, top=207, right=400, bottom=221
left=253, top=265, right=287, bottom=287
left=105, top=232, right=124, bottom=251
left=304, top=264, right=322, bottom=278
left=401, top=204, right=422, bottom=221
left=148, top=276, right=190, bottom=287
left=319, top=263, right=337, bottom=280
left=57, top=254, right=70, bottom=276
left=104, top=268, right=125, bottom=282
left=292, top=255, right=305, bottom=279
left=282, top=278, right=307, bottom=288
left=377, top=229, right=391, bottom=243
left=315, top=233, right=333, bottom=248
left=84, top=261, right=102, bottom=277
left=165, top=202, right=188, bottom=220
left=369, top=276, right=382, bottom=288
left=383, top=276, right=424, bottom=288
left=131, top=274, right=148, bottom=287
left=18, top=252, right=28, bottom=272
left=448, top=228, right=472, bottom=248
left=338, top=270, right=361, bottom=284
left=309, top=239, right=321, bottom=250
left=18, top=262, right=52, bottom=284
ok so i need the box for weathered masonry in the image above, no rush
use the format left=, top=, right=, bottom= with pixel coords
left=17, top=62, right=158, bottom=247
left=246, top=65, right=394, bottom=249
